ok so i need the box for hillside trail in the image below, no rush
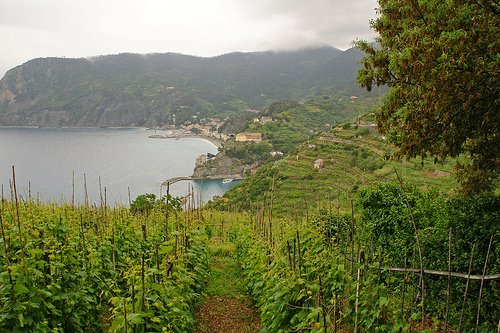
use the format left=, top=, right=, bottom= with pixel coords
left=194, top=239, right=261, bottom=333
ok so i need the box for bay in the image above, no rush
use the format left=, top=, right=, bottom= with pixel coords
left=0, top=127, right=237, bottom=205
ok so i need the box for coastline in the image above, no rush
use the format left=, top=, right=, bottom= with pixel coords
left=0, top=125, right=222, bottom=148
left=0, top=125, right=146, bottom=129
left=148, top=129, right=223, bottom=148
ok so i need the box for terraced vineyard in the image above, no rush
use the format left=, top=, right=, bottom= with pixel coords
left=0, top=184, right=498, bottom=332
left=0, top=194, right=210, bottom=332
left=211, top=128, right=458, bottom=216
left=0, top=127, right=496, bottom=332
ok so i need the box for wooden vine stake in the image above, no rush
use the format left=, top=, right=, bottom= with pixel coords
left=350, top=199, right=355, bottom=276
left=155, top=242, right=160, bottom=283
left=71, top=170, right=75, bottom=206
left=401, top=251, right=407, bottom=320
left=141, top=253, right=146, bottom=332
left=131, top=284, right=137, bottom=333
left=408, top=249, right=416, bottom=333
left=475, top=235, right=493, bottom=333
left=164, top=182, right=170, bottom=241
left=9, top=180, right=14, bottom=202
left=458, top=244, right=475, bottom=332
left=318, top=275, right=327, bottom=333
left=128, top=187, right=131, bottom=206
left=83, top=174, right=89, bottom=212
left=296, top=230, right=302, bottom=276
left=0, top=208, right=13, bottom=286
left=293, top=239, right=296, bottom=271
left=104, top=187, right=108, bottom=236
left=444, top=224, right=452, bottom=332
left=354, top=250, right=364, bottom=333
left=269, top=176, right=275, bottom=248
left=124, top=298, right=128, bottom=333
left=394, top=168, right=425, bottom=327
left=12, top=166, right=26, bottom=274
left=286, top=240, right=292, bottom=269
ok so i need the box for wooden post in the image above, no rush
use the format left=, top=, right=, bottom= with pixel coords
left=475, top=236, right=493, bottom=333
left=141, top=253, right=147, bottom=332
left=354, top=250, right=364, bottom=333
left=141, top=254, right=146, bottom=311
left=83, top=174, right=89, bottom=212
left=409, top=249, right=416, bottom=333
left=458, top=244, right=475, bottom=332
left=286, top=240, right=292, bottom=269
left=99, top=176, right=104, bottom=208
left=297, top=231, right=302, bottom=276
left=124, top=298, right=128, bottom=333
left=351, top=199, right=355, bottom=276
left=444, top=224, right=452, bottom=332
left=319, top=275, right=327, bottom=333
left=102, top=186, right=107, bottom=237
left=0, top=209, right=13, bottom=286
left=401, top=251, right=407, bottom=320
left=395, top=168, right=425, bottom=327
left=293, top=239, right=296, bottom=271
left=12, top=166, right=26, bottom=274
left=269, top=176, right=275, bottom=248
left=70, top=171, right=75, bottom=206
left=303, top=192, right=309, bottom=224
left=111, top=224, right=116, bottom=271
left=155, top=242, right=160, bottom=283
left=128, top=187, right=131, bottom=206
left=132, top=284, right=137, bottom=333
left=336, top=180, right=340, bottom=214
left=165, top=182, right=170, bottom=241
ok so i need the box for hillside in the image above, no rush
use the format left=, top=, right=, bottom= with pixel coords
left=192, top=96, right=380, bottom=179
left=0, top=47, right=382, bottom=127
left=208, top=125, right=459, bottom=216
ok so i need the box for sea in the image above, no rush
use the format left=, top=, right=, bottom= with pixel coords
left=0, top=127, right=239, bottom=206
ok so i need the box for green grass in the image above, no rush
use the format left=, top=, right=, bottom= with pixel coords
left=204, top=243, right=247, bottom=298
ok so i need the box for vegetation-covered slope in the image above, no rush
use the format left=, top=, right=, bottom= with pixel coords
left=208, top=126, right=459, bottom=216
left=0, top=47, right=381, bottom=127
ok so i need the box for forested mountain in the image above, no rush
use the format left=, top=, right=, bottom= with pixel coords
left=0, top=47, right=376, bottom=127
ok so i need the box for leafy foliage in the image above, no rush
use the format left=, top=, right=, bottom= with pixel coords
left=224, top=142, right=275, bottom=165
left=236, top=224, right=405, bottom=332
left=226, top=183, right=498, bottom=332
left=0, top=199, right=208, bottom=332
left=130, top=193, right=182, bottom=215
left=357, top=184, right=499, bottom=328
left=356, top=0, right=500, bottom=194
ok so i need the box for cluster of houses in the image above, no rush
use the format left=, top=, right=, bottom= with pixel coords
left=180, top=115, right=278, bottom=144
left=181, top=118, right=230, bottom=141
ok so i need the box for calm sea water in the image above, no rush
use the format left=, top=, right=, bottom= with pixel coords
left=0, top=127, right=238, bottom=205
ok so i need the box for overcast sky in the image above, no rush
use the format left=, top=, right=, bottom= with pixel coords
left=0, top=0, right=378, bottom=78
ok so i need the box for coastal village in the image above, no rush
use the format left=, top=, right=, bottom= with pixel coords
left=149, top=114, right=287, bottom=180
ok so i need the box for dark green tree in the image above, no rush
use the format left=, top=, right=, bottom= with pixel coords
left=130, top=193, right=157, bottom=214
left=158, top=194, right=182, bottom=212
left=356, top=0, right=499, bottom=194
left=130, top=193, right=183, bottom=215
